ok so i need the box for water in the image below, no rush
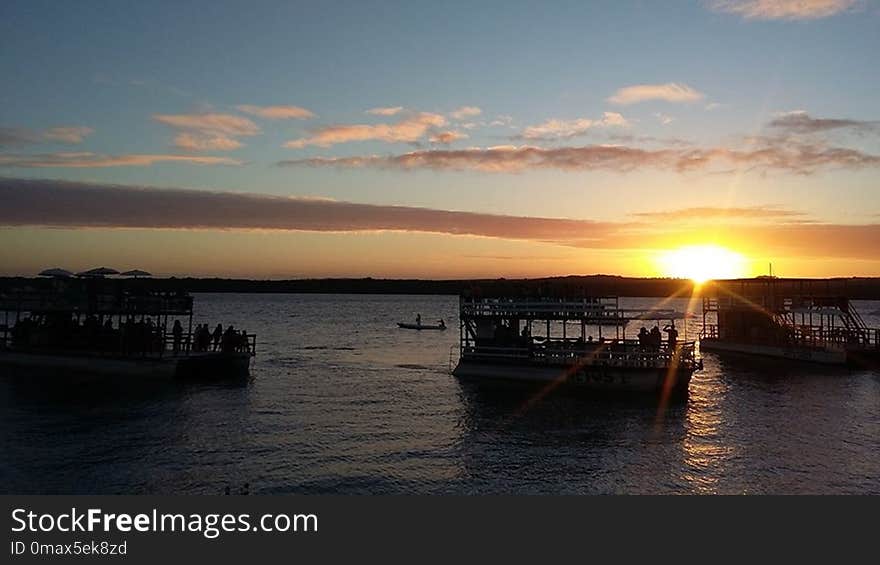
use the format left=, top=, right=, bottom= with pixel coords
left=1, top=294, right=879, bottom=494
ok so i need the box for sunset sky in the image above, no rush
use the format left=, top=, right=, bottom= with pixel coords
left=2, top=0, right=880, bottom=279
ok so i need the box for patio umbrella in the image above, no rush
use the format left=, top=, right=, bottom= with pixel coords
left=77, top=267, right=120, bottom=278
left=120, top=269, right=152, bottom=278
left=38, top=268, right=74, bottom=278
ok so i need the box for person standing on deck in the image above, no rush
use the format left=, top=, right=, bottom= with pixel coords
left=172, top=320, right=183, bottom=354
left=664, top=322, right=679, bottom=350
left=212, top=323, right=223, bottom=351
left=650, top=325, right=662, bottom=350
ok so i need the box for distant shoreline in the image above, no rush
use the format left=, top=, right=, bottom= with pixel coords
left=4, top=275, right=880, bottom=299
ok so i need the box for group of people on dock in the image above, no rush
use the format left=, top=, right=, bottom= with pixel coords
left=8, top=313, right=252, bottom=356
left=637, top=323, right=678, bottom=350
left=189, top=323, right=251, bottom=354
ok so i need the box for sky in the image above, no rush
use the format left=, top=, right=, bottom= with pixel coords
left=2, top=0, right=879, bottom=279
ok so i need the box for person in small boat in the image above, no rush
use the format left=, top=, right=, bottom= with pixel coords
left=212, top=323, right=223, bottom=351
left=172, top=319, right=183, bottom=354
left=663, top=322, right=679, bottom=350
left=437, top=319, right=446, bottom=330
left=416, top=314, right=421, bottom=327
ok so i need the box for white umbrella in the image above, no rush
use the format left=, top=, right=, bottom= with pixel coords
left=38, top=268, right=74, bottom=278
left=120, top=269, right=152, bottom=278
left=77, top=267, right=120, bottom=278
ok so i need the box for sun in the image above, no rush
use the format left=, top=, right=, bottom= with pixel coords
left=657, top=245, right=747, bottom=283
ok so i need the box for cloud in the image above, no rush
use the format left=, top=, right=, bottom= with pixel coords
left=0, top=126, right=93, bottom=147
left=768, top=111, right=878, bottom=134
left=153, top=113, right=260, bottom=152
left=4, top=177, right=880, bottom=261
left=172, top=133, right=244, bottom=152
left=429, top=130, right=469, bottom=144
left=0, top=153, right=242, bottom=168
left=630, top=205, right=809, bottom=221
left=450, top=106, right=482, bottom=120
left=281, top=137, right=880, bottom=175
left=236, top=105, right=315, bottom=120
left=366, top=106, right=404, bottom=116
left=153, top=113, right=260, bottom=136
left=491, top=115, right=514, bottom=126
left=708, top=0, right=859, bottom=20
left=0, top=177, right=615, bottom=242
left=608, top=83, right=704, bottom=105
left=518, top=112, right=628, bottom=141
left=284, top=112, right=447, bottom=148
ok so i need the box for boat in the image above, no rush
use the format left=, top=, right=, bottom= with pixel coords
left=0, top=271, right=255, bottom=380
left=398, top=322, right=447, bottom=330
left=451, top=295, right=701, bottom=394
left=699, top=278, right=880, bottom=366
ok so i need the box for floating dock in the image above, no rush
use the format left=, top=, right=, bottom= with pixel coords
left=699, top=277, right=880, bottom=366
left=452, top=295, right=701, bottom=394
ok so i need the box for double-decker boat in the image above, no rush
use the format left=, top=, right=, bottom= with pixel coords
left=699, top=277, right=880, bottom=366
left=0, top=271, right=255, bottom=380
left=452, top=295, right=701, bottom=394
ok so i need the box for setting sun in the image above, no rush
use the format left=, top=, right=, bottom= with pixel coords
left=657, top=245, right=747, bottom=283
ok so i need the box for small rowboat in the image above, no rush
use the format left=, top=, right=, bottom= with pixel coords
left=398, top=322, right=446, bottom=331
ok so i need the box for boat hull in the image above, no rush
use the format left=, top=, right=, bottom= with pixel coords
left=0, top=350, right=251, bottom=380
left=453, top=359, right=693, bottom=394
left=397, top=323, right=446, bottom=330
left=699, top=338, right=847, bottom=365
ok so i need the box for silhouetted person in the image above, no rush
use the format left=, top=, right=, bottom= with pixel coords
left=222, top=325, right=236, bottom=353
left=416, top=313, right=421, bottom=327
left=638, top=327, right=648, bottom=347
left=664, top=322, right=679, bottom=350
left=650, top=325, right=662, bottom=350
left=212, top=323, right=223, bottom=351
left=438, top=319, right=446, bottom=329
left=172, top=319, right=183, bottom=354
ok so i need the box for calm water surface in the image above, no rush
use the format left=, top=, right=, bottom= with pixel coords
left=1, top=294, right=878, bottom=494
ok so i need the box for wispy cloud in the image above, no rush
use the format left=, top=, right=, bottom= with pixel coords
left=284, top=112, right=447, bottom=148
left=0, top=126, right=94, bottom=147
left=153, top=113, right=260, bottom=152
left=280, top=138, right=880, bottom=175
left=654, top=113, right=675, bottom=125
left=450, top=106, right=482, bottom=120
left=608, top=83, right=704, bottom=105
left=517, top=112, right=628, bottom=141
left=366, top=106, right=404, bottom=116
left=429, top=130, right=469, bottom=144
left=236, top=105, right=315, bottom=119
left=0, top=153, right=242, bottom=168
left=768, top=110, right=878, bottom=134
left=172, top=133, right=243, bottom=152
left=708, top=0, right=859, bottom=20
left=3, top=177, right=879, bottom=261
left=630, top=205, right=809, bottom=221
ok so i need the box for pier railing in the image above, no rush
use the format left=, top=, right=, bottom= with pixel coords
left=700, top=323, right=880, bottom=350
left=161, top=332, right=257, bottom=356
left=461, top=339, right=699, bottom=370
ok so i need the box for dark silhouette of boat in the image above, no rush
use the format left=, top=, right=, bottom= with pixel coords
left=451, top=295, right=701, bottom=394
left=0, top=268, right=255, bottom=380
left=700, top=278, right=880, bottom=366
left=398, top=321, right=446, bottom=330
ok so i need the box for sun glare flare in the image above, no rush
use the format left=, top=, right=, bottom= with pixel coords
left=657, top=245, right=747, bottom=283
